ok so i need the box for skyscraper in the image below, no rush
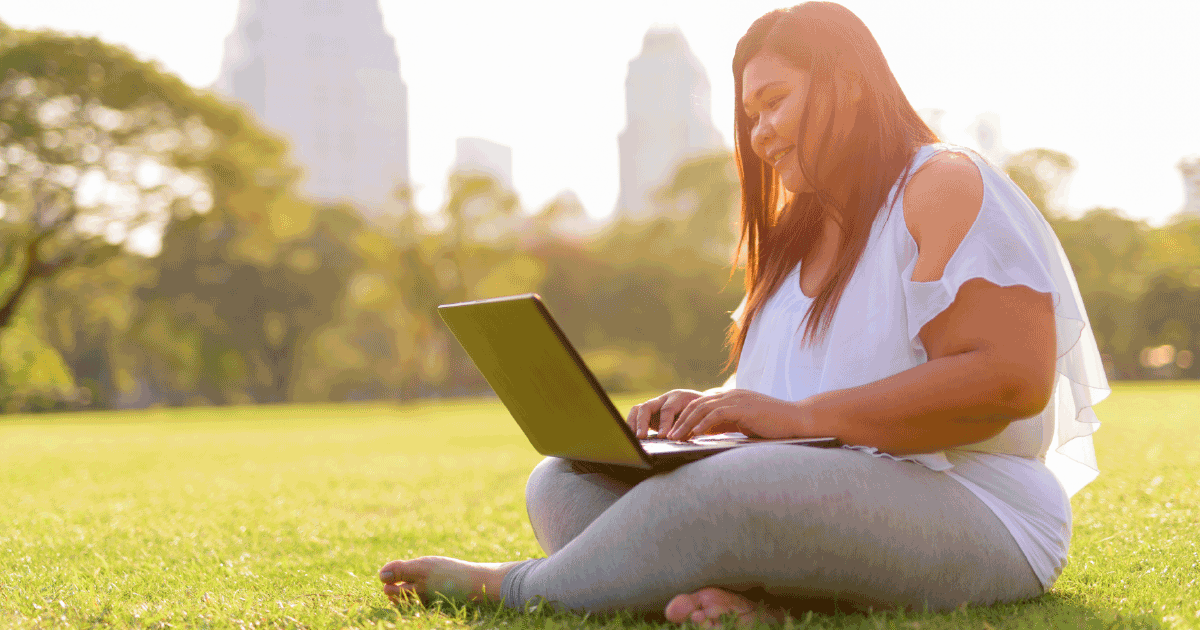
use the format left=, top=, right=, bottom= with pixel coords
left=617, top=26, right=724, bottom=219
left=214, top=0, right=409, bottom=210
left=455, top=138, right=513, bottom=189
left=1180, top=157, right=1200, bottom=216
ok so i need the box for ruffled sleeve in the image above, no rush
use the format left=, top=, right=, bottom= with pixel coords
left=899, top=146, right=1110, bottom=496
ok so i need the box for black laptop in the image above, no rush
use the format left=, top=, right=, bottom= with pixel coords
left=437, top=293, right=840, bottom=472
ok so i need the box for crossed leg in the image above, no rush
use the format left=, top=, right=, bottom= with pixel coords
left=380, top=445, right=1042, bottom=625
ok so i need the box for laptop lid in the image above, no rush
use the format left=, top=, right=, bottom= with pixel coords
left=438, top=294, right=654, bottom=469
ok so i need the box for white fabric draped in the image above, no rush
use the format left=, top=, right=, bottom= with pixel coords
left=732, top=142, right=1110, bottom=497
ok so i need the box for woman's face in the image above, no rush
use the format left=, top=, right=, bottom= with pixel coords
left=742, top=52, right=857, bottom=194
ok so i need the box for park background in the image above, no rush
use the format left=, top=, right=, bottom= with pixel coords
left=0, top=1, right=1199, bottom=412
left=1, top=3, right=1199, bottom=629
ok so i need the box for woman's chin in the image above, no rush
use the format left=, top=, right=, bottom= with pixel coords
left=779, top=177, right=813, bottom=195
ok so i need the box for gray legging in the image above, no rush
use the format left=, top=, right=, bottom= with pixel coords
left=499, top=444, right=1043, bottom=615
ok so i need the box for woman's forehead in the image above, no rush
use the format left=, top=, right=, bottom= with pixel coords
left=741, top=54, right=806, bottom=104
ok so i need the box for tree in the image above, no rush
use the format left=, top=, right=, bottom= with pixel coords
left=1003, top=148, right=1076, bottom=220
left=135, top=203, right=353, bottom=405
left=0, top=22, right=339, bottom=406
left=1139, top=270, right=1200, bottom=379
left=655, top=151, right=740, bottom=262
left=0, top=24, right=226, bottom=330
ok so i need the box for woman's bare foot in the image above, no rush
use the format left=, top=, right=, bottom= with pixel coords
left=664, top=587, right=788, bottom=629
left=378, top=556, right=522, bottom=605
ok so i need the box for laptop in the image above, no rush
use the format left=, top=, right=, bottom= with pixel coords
left=437, top=293, right=840, bottom=472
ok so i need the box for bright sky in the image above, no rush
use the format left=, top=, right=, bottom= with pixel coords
left=1, top=0, right=1197, bottom=225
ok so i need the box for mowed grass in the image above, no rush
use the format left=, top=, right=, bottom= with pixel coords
left=1, top=383, right=1197, bottom=629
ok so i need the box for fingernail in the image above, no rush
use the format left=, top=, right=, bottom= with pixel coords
left=381, top=570, right=394, bottom=581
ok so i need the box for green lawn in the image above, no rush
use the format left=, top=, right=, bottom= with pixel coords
left=1, top=383, right=1197, bottom=629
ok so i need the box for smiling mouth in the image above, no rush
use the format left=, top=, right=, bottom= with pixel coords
left=768, top=146, right=794, bottom=168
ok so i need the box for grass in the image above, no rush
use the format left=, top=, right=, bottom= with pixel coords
left=0, top=382, right=1197, bottom=629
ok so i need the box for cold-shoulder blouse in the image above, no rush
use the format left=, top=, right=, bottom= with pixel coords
left=731, top=143, right=1110, bottom=589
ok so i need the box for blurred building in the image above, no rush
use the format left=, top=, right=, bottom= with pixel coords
left=455, top=137, right=513, bottom=189
left=214, top=0, right=409, bottom=212
left=617, top=26, right=724, bottom=219
left=1181, top=157, right=1200, bottom=215
left=968, top=112, right=1009, bottom=167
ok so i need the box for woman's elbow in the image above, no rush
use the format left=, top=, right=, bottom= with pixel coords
left=994, top=359, right=1055, bottom=419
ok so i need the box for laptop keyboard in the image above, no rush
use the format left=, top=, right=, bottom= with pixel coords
left=642, top=433, right=772, bottom=445
left=642, top=432, right=693, bottom=443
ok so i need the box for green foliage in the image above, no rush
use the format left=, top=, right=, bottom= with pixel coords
left=1006, top=156, right=1200, bottom=380
left=0, top=384, right=1196, bottom=629
left=655, top=151, right=740, bottom=261
left=0, top=298, right=75, bottom=412
left=1005, top=148, right=1077, bottom=219
left=0, top=21, right=314, bottom=408
left=134, top=203, right=357, bottom=405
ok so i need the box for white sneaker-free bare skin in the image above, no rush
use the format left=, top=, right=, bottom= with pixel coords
left=378, top=557, right=788, bottom=627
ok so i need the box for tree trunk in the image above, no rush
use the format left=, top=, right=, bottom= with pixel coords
left=0, top=240, right=43, bottom=330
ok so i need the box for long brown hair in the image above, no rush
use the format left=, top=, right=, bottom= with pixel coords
left=727, top=2, right=938, bottom=370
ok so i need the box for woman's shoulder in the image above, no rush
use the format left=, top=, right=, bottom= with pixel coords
left=899, top=145, right=986, bottom=281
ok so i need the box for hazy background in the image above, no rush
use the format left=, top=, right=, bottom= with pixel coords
left=1, top=0, right=1197, bottom=223
left=0, top=0, right=1197, bottom=412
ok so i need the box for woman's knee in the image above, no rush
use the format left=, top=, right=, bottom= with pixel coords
left=524, top=457, right=572, bottom=512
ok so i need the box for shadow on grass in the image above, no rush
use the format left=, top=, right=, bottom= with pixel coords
left=357, top=591, right=1168, bottom=630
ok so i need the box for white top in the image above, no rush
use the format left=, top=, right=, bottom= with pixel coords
left=731, top=143, right=1110, bottom=590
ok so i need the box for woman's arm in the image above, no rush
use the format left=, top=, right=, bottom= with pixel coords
left=797, top=278, right=1055, bottom=454
left=666, top=153, right=1058, bottom=453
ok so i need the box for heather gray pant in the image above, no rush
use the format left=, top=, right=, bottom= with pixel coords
left=500, top=444, right=1043, bottom=615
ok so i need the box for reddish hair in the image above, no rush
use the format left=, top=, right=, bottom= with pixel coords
left=727, top=2, right=938, bottom=370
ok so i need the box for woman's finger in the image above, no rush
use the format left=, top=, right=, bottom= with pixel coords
left=670, top=396, right=718, bottom=440
left=690, top=405, right=736, bottom=438
left=632, top=393, right=668, bottom=438
left=628, top=403, right=648, bottom=436
left=634, top=402, right=653, bottom=438
left=672, top=393, right=718, bottom=438
left=658, top=395, right=686, bottom=437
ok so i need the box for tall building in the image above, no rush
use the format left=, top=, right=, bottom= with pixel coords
left=1181, top=157, right=1200, bottom=215
left=455, top=137, right=513, bottom=189
left=968, top=112, right=1009, bottom=167
left=214, top=0, right=409, bottom=210
left=617, top=26, right=724, bottom=219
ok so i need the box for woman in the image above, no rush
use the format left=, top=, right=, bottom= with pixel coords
left=379, top=2, right=1108, bottom=625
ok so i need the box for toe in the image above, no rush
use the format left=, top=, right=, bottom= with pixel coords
left=696, top=587, right=753, bottom=613
left=380, top=557, right=441, bottom=584
left=379, top=559, right=408, bottom=583
left=664, top=592, right=701, bottom=623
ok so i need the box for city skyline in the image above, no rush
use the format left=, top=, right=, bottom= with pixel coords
left=0, top=0, right=1198, bottom=226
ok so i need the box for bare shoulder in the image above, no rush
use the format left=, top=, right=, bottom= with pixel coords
left=902, top=151, right=985, bottom=282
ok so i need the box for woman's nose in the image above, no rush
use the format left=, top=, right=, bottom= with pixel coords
left=752, top=118, right=774, bottom=161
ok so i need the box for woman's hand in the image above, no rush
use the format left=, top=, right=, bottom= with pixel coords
left=665, top=389, right=810, bottom=440
left=627, top=389, right=707, bottom=439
